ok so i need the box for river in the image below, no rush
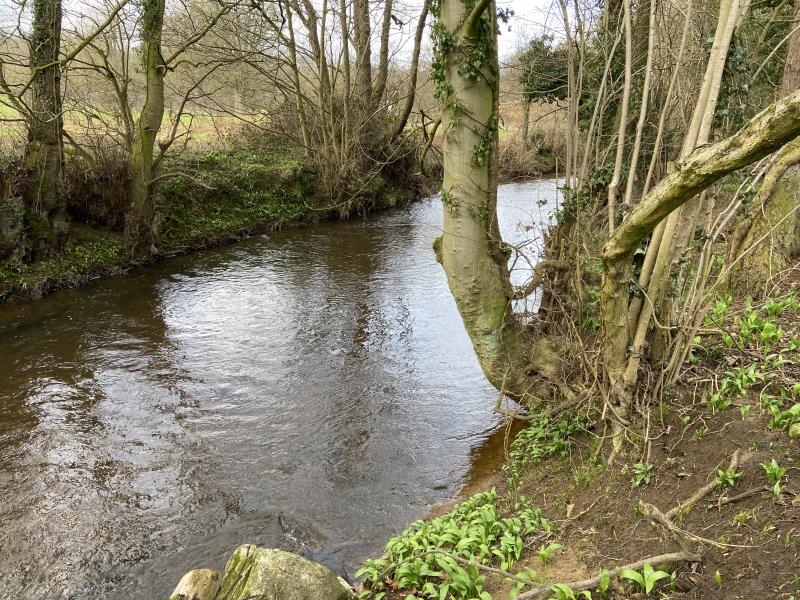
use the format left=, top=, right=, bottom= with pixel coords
left=0, top=180, right=559, bottom=599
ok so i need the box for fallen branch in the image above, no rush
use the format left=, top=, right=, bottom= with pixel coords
left=149, top=172, right=215, bottom=190
left=514, top=551, right=701, bottom=600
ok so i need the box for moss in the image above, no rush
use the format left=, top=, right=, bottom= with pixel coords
left=433, top=235, right=443, bottom=263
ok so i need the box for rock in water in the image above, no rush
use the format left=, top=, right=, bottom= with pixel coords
left=217, top=544, right=354, bottom=600
left=169, top=568, right=221, bottom=600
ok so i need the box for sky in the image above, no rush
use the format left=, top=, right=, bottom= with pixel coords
left=497, top=0, right=561, bottom=56
left=0, top=0, right=560, bottom=59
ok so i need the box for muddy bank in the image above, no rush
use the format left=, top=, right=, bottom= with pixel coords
left=355, top=288, right=800, bottom=600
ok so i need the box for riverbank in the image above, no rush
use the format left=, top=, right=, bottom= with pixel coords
left=355, top=287, right=800, bottom=600
left=0, top=148, right=417, bottom=304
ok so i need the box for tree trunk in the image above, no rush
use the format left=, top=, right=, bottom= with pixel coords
left=373, top=0, right=393, bottom=106
left=521, top=98, right=531, bottom=149
left=390, top=0, right=429, bottom=141
left=437, top=0, right=558, bottom=401
left=602, top=89, right=800, bottom=432
left=353, top=0, right=373, bottom=104
left=23, top=0, right=67, bottom=256
left=729, top=0, right=800, bottom=294
left=286, top=6, right=312, bottom=155
left=125, top=0, right=166, bottom=246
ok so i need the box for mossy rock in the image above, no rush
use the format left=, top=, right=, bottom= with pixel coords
left=217, top=545, right=353, bottom=600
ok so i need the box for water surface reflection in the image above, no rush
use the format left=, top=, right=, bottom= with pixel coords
left=0, top=180, right=558, bottom=599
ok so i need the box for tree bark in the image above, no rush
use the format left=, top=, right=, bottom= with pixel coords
left=437, top=0, right=558, bottom=401
left=521, top=98, right=531, bottom=149
left=23, top=0, right=67, bottom=255
left=390, top=0, right=429, bottom=141
left=602, top=89, right=800, bottom=417
left=729, top=0, right=800, bottom=293
left=125, top=0, right=166, bottom=245
left=286, top=5, right=313, bottom=155
left=373, top=0, right=393, bottom=105
left=353, top=0, right=373, bottom=104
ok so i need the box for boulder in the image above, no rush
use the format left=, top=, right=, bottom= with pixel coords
left=169, top=568, right=221, bottom=600
left=217, top=544, right=353, bottom=600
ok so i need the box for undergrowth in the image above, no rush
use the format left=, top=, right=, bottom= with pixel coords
left=356, top=488, right=551, bottom=600
left=357, top=415, right=583, bottom=600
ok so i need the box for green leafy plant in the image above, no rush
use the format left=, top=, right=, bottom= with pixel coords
left=630, top=462, right=656, bottom=487
left=715, top=468, right=743, bottom=490
left=707, top=392, right=732, bottom=412
left=355, top=489, right=552, bottom=599
left=619, top=564, right=671, bottom=595
left=537, top=542, right=564, bottom=565
left=760, top=458, right=787, bottom=496
left=760, top=321, right=783, bottom=352
left=768, top=402, right=800, bottom=430
left=504, top=415, right=583, bottom=487
left=598, top=570, right=610, bottom=597
left=547, top=583, right=592, bottom=600
left=705, top=294, right=732, bottom=324
left=708, top=364, right=767, bottom=413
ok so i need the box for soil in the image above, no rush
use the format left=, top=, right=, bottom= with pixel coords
left=502, top=402, right=799, bottom=599
left=376, top=286, right=800, bottom=600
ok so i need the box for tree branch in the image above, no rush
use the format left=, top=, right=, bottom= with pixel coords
left=464, top=0, right=492, bottom=36
left=512, top=260, right=571, bottom=299
left=603, top=88, right=800, bottom=264
left=18, top=0, right=131, bottom=98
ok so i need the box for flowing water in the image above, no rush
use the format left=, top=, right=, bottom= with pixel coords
left=0, top=180, right=559, bottom=599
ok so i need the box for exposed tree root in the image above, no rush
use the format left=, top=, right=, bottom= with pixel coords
left=641, top=502, right=727, bottom=551
left=665, top=449, right=747, bottom=519
left=514, top=551, right=701, bottom=600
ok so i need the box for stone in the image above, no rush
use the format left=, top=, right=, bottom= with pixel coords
left=217, top=544, right=354, bottom=600
left=169, top=568, right=221, bottom=600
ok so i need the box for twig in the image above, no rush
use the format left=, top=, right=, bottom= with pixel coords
left=642, top=502, right=727, bottom=551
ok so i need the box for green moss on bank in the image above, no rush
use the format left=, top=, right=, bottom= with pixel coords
left=157, top=149, right=318, bottom=246
left=0, top=148, right=414, bottom=303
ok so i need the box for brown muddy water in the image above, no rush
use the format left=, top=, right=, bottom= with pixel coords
left=0, top=181, right=559, bottom=599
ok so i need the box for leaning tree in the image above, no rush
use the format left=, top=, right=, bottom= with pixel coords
left=434, top=0, right=800, bottom=457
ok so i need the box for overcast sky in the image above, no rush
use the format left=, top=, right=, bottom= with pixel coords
left=497, top=0, right=562, bottom=56
left=1, top=0, right=561, bottom=59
